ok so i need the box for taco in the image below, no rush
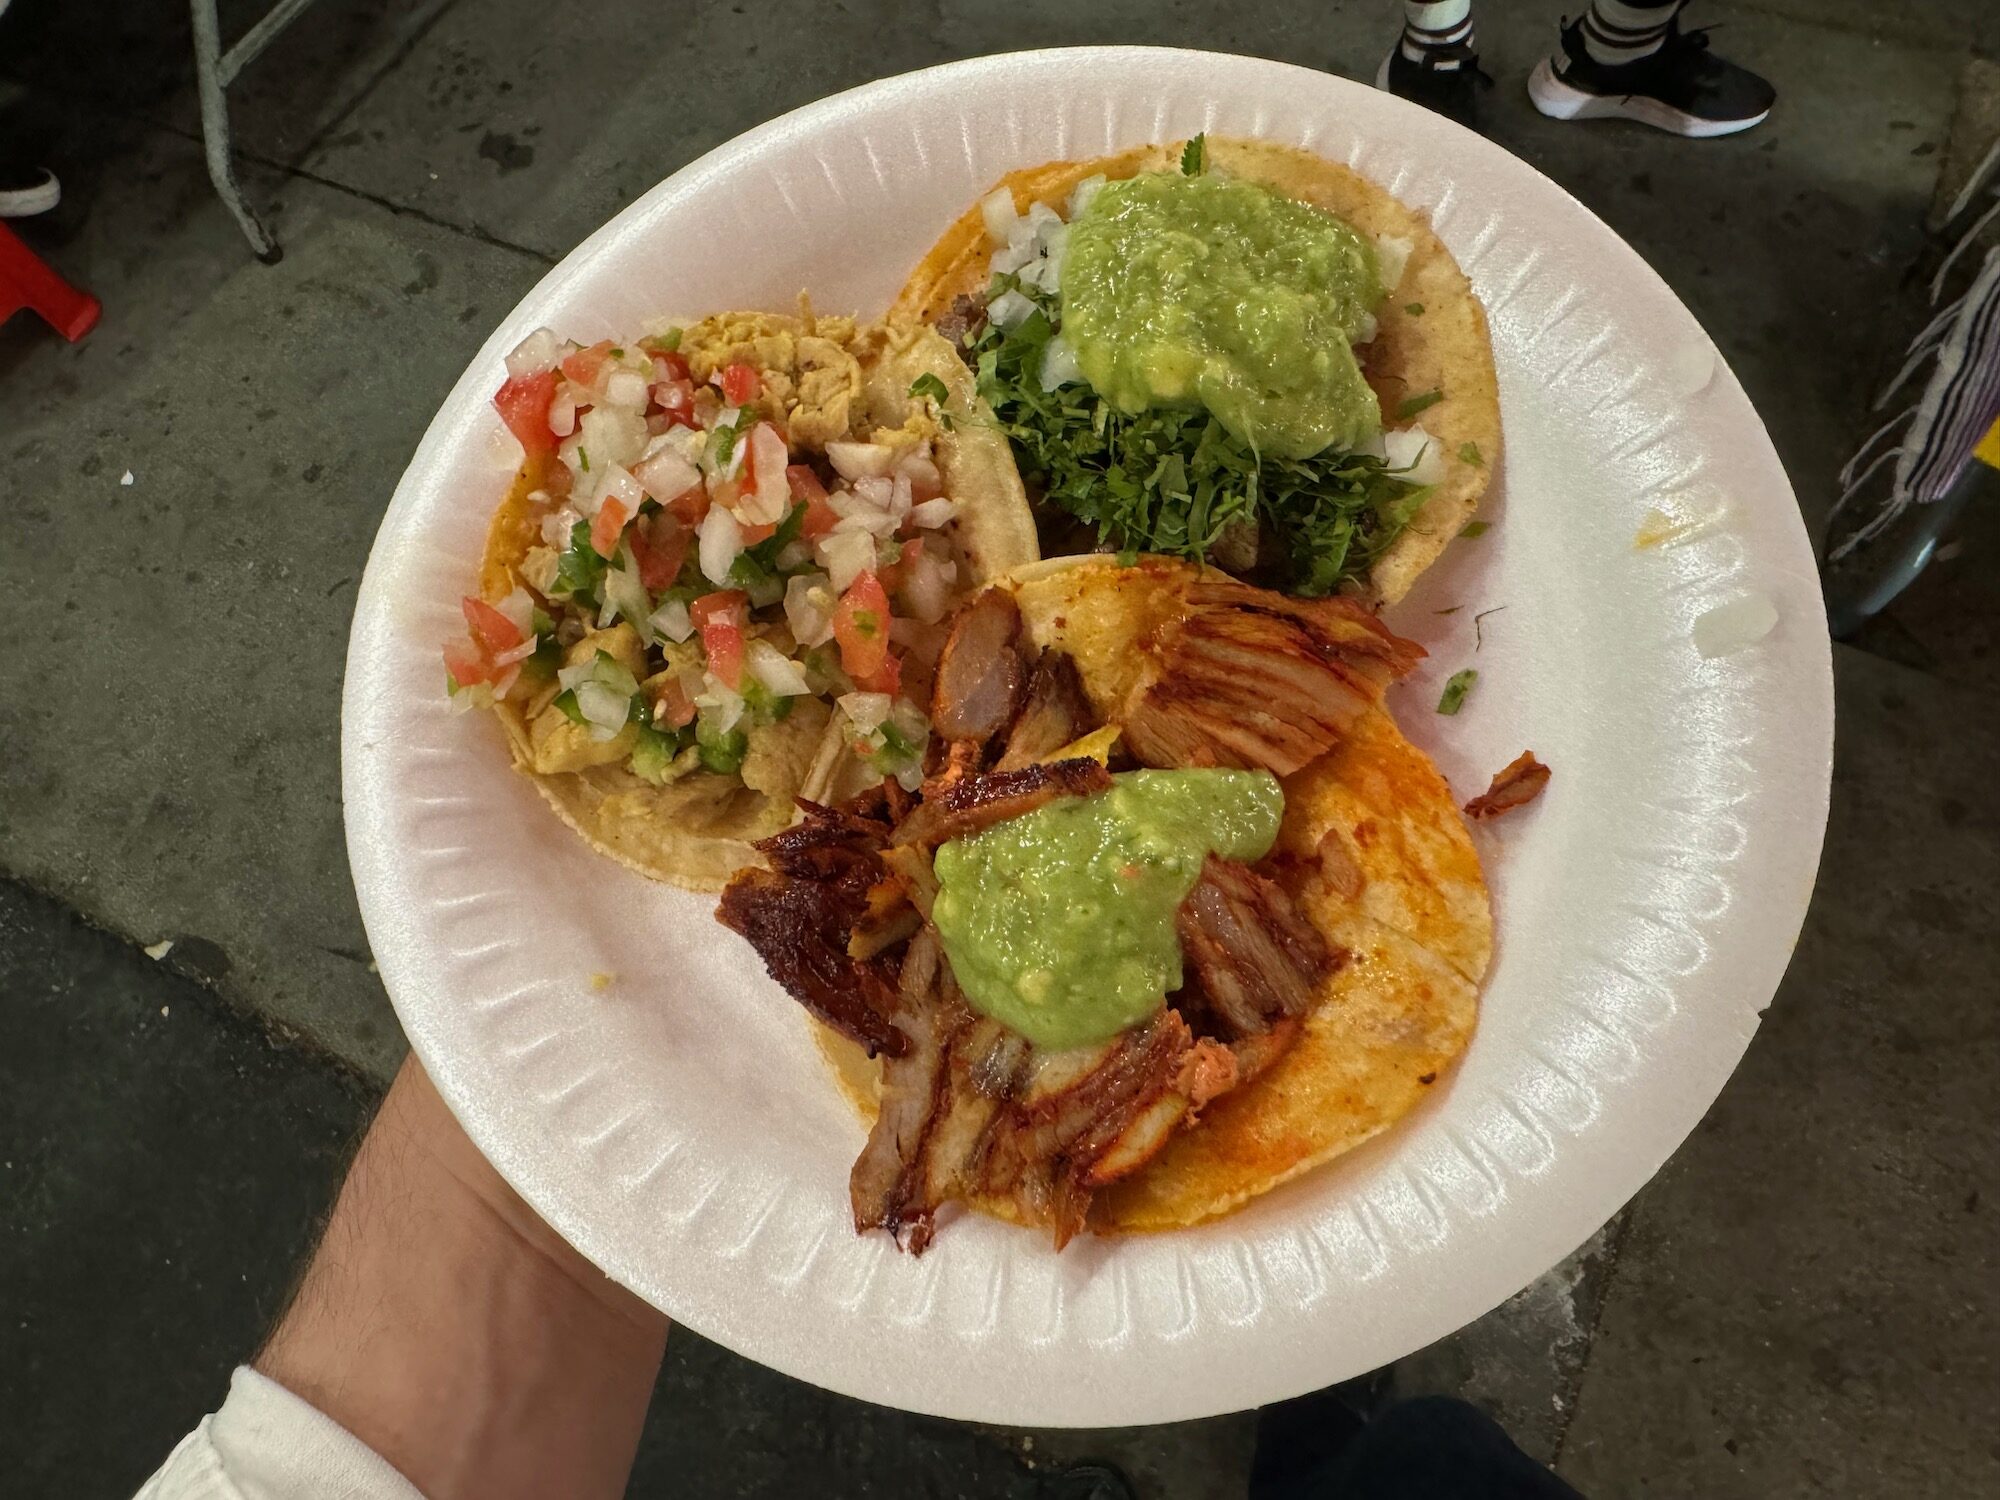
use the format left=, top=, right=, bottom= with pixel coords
left=718, top=555, right=1489, bottom=1248
left=442, top=309, right=1038, bottom=890
left=893, top=136, right=1502, bottom=605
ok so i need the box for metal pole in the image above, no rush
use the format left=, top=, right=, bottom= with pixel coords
left=190, top=0, right=282, bottom=262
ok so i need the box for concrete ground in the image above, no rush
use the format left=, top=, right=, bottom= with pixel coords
left=2, top=1, right=1994, bottom=1495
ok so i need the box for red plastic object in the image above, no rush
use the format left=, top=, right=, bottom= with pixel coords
left=0, top=221, right=101, bottom=341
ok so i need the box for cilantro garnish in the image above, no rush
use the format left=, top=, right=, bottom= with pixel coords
left=1437, top=669, right=1477, bottom=715
left=1458, top=520, right=1489, bottom=538
left=1405, top=302, right=1425, bottom=316
left=1181, top=134, right=1206, bottom=176
left=711, top=409, right=757, bottom=469
left=551, top=518, right=608, bottom=607
left=964, top=281, right=1424, bottom=596
left=1458, top=441, right=1483, bottom=466
left=577, top=446, right=591, bottom=472
left=1396, top=390, right=1444, bottom=421
left=909, top=373, right=950, bottom=404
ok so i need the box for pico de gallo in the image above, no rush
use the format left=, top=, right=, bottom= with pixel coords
left=444, top=317, right=968, bottom=793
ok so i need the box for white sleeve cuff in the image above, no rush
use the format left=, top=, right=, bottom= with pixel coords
left=134, top=1366, right=427, bottom=1500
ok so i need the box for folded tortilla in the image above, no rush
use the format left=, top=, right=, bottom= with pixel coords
left=892, top=138, right=1503, bottom=605
left=476, top=312, right=1038, bottom=890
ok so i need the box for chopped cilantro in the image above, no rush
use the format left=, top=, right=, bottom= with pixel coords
left=551, top=518, right=608, bottom=607
left=964, top=280, right=1425, bottom=596
left=609, top=347, right=624, bottom=358
left=553, top=688, right=585, bottom=725
left=642, top=328, right=683, bottom=353
left=1395, top=390, right=1444, bottom=421
left=1458, top=442, right=1483, bottom=466
left=1405, top=302, right=1425, bottom=316
left=577, top=446, right=591, bottom=473
left=711, top=409, right=757, bottom=469
left=1181, top=134, right=1206, bottom=176
left=909, top=373, right=950, bottom=405
left=1437, top=669, right=1477, bottom=715
left=1459, top=520, right=1489, bottom=538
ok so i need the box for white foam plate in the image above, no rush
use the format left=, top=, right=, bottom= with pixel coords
left=343, top=49, right=1832, bottom=1427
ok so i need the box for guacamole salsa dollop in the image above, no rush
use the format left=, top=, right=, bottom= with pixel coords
left=1060, top=170, right=1384, bottom=460
left=930, top=769, right=1286, bottom=1050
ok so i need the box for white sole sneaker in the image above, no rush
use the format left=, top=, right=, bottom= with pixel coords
left=1526, top=56, right=1768, bottom=138
left=0, top=169, right=60, bottom=219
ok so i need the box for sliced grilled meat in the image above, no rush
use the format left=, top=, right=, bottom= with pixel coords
left=890, top=757, right=1112, bottom=851
left=850, top=929, right=958, bottom=1246
left=1464, top=750, right=1551, bottom=820
left=933, top=586, right=1028, bottom=744
left=717, top=799, right=907, bottom=1058
left=1122, top=581, right=1424, bottom=775
left=995, top=649, right=1096, bottom=771
left=1176, top=856, right=1338, bottom=1036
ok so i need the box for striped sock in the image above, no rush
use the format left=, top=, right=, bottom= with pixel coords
left=1400, top=0, right=1476, bottom=68
left=1579, top=0, right=1681, bottom=66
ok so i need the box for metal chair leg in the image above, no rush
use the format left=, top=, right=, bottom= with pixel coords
left=190, top=0, right=283, bottom=263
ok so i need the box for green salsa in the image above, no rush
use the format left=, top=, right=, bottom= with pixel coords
left=931, top=770, right=1284, bottom=1050
left=1060, top=171, right=1384, bottom=460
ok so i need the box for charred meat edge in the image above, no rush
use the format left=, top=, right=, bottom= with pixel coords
left=932, top=587, right=1028, bottom=745
left=1176, top=856, right=1338, bottom=1037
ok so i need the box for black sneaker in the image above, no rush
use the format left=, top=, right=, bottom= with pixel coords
left=1528, top=17, right=1774, bottom=137
left=1375, top=42, right=1495, bottom=131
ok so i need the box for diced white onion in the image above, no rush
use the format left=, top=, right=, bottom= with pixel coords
left=899, top=547, right=959, bottom=624
left=579, top=404, right=648, bottom=470
left=540, top=506, right=582, bottom=548
left=1067, top=174, right=1106, bottom=218
left=1384, top=425, right=1447, bottom=486
left=775, top=540, right=811, bottom=572
left=784, top=573, right=837, bottom=647
left=605, top=370, right=650, bottom=409
left=649, top=597, right=693, bottom=642
left=635, top=444, right=702, bottom=504
left=595, top=461, right=645, bottom=515
left=853, top=475, right=895, bottom=510
left=600, top=557, right=651, bottom=634
left=1040, top=335, right=1083, bottom=391
left=557, top=659, right=596, bottom=691
left=746, top=640, right=811, bottom=696
left=980, top=187, right=1021, bottom=247
left=818, top=529, right=877, bottom=592
left=698, top=505, right=744, bottom=586
left=1354, top=311, right=1379, bottom=346
left=838, top=692, right=893, bottom=735
left=988, top=290, right=1035, bottom=329
left=549, top=385, right=578, bottom=438
left=889, top=474, right=913, bottom=519
left=894, top=450, right=941, bottom=489
left=908, top=496, right=958, bottom=530
left=505, top=326, right=560, bottom=379
left=1693, top=593, right=1778, bottom=659
left=575, top=680, right=631, bottom=741
left=826, top=440, right=897, bottom=481
left=833, top=508, right=899, bottom=539
left=738, top=424, right=791, bottom=525
left=495, top=587, right=536, bottom=636
left=1374, top=234, right=1414, bottom=292
left=694, top=675, right=746, bottom=734
left=493, top=636, right=539, bottom=667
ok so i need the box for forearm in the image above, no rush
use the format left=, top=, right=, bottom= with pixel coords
left=255, top=1058, right=667, bottom=1500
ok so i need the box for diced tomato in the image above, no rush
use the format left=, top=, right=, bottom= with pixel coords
left=653, top=378, right=696, bottom=427
left=908, top=469, right=944, bottom=504
left=443, top=638, right=494, bottom=687
left=652, top=350, right=692, bottom=384
left=707, top=475, right=743, bottom=515
left=461, top=595, right=525, bottom=653
left=654, top=676, right=697, bottom=729
left=492, top=370, right=557, bottom=459
left=856, top=649, right=902, bottom=697
left=590, top=497, right=631, bottom=560
left=832, top=571, right=891, bottom=684
left=666, top=484, right=711, bottom=526
left=720, top=362, right=761, bottom=406
left=691, top=591, right=749, bottom=690
left=560, top=339, right=616, bottom=388
left=628, top=517, right=690, bottom=592
left=877, top=536, right=918, bottom=592
left=786, top=464, right=828, bottom=504
left=739, top=518, right=778, bottom=545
